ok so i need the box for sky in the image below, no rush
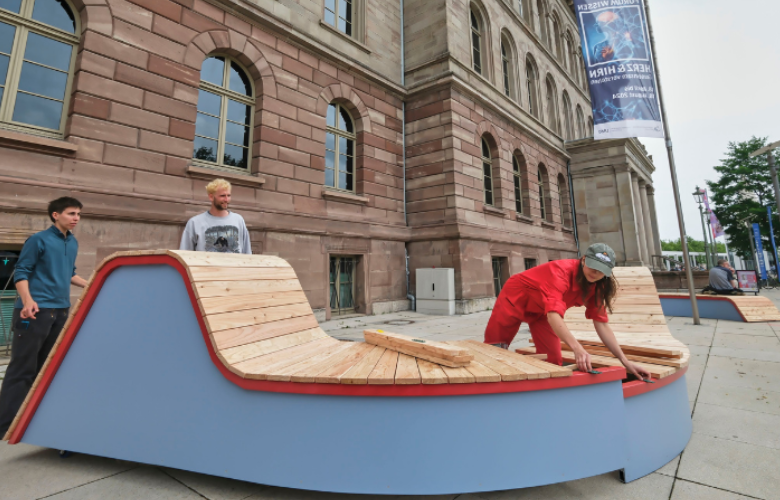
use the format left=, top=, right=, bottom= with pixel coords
left=636, top=0, right=780, bottom=242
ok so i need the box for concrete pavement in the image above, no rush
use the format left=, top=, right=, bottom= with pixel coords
left=2, top=292, right=780, bottom=499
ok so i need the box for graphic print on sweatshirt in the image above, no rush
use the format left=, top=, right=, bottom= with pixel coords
left=205, top=225, right=240, bottom=253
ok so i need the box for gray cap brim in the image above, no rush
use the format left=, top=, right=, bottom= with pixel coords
left=584, top=255, right=613, bottom=277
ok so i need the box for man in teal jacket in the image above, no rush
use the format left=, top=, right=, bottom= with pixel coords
left=0, top=197, right=88, bottom=437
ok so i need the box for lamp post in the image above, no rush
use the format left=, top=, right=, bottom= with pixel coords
left=693, top=186, right=711, bottom=269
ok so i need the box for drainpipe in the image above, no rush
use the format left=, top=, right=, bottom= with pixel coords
left=400, top=0, right=415, bottom=310
left=567, top=159, right=580, bottom=256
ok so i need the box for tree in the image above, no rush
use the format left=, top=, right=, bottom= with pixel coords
left=706, top=137, right=780, bottom=260
left=661, top=237, right=725, bottom=253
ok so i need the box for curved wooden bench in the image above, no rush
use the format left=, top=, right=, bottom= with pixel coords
left=3, top=252, right=692, bottom=493
left=659, top=292, right=780, bottom=322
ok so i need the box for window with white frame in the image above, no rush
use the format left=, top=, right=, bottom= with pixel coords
left=194, top=56, right=254, bottom=170
left=470, top=9, right=483, bottom=75
left=526, top=58, right=539, bottom=118
left=500, top=38, right=513, bottom=98
left=513, top=154, right=525, bottom=215
left=0, top=0, right=78, bottom=136
left=482, top=137, right=494, bottom=206
left=324, top=0, right=353, bottom=37
left=325, top=102, right=355, bottom=191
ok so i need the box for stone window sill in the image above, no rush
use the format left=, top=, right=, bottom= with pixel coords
left=541, top=221, right=556, bottom=229
left=516, top=214, right=534, bottom=224
left=562, top=226, right=574, bottom=233
left=0, top=128, right=77, bottom=156
left=322, top=188, right=369, bottom=205
left=483, top=205, right=506, bottom=216
left=186, top=165, right=265, bottom=187
left=320, top=21, right=371, bottom=54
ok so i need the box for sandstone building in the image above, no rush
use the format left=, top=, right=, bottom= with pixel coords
left=0, top=0, right=660, bottom=324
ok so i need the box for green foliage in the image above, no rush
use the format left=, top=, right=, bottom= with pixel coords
left=661, top=237, right=725, bottom=253
left=706, top=137, right=780, bottom=259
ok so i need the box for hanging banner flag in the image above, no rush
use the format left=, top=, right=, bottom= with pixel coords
left=702, top=190, right=725, bottom=238
left=753, top=223, right=768, bottom=280
left=573, top=0, right=664, bottom=140
left=767, top=205, right=779, bottom=274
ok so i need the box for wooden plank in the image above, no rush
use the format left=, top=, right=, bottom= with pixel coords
left=206, top=302, right=314, bottom=333
left=220, top=327, right=328, bottom=365
left=552, top=343, right=688, bottom=368
left=416, top=359, right=448, bottom=384
left=531, top=337, right=684, bottom=359
left=266, top=342, right=353, bottom=382
left=364, top=330, right=473, bottom=367
left=462, top=341, right=550, bottom=379
left=504, top=352, right=571, bottom=378
left=558, top=351, right=677, bottom=379
left=234, top=337, right=339, bottom=379
left=290, top=343, right=365, bottom=383
left=367, top=349, right=399, bottom=385
left=194, top=279, right=303, bottom=298
left=172, top=251, right=290, bottom=268
left=463, top=360, right=501, bottom=383
left=189, top=266, right=298, bottom=282
left=394, top=353, right=421, bottom=384
left=199, top=290, right=308, bottom=315
left=450, top=342, right=528, bottom=381
left=212, top=315, right=321, bottom=350
left=440, top=365, right=476, bottom=384
left=341, top=346, right=387, bottom=385
left=315, top=343, right=377, bottom=384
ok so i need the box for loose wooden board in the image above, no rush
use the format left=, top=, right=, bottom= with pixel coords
left=364, top=330, right=473, bottom=367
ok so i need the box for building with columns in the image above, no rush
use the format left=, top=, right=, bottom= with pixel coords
left=0, top=0, right=661, bottom=327
left=568, top=138, right=662, bottom=269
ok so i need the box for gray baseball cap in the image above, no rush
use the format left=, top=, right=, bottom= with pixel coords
left=584, top=243, right=617, bottom=277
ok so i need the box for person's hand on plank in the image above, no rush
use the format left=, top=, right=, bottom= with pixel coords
left=624, top=360, right=651, bottom=381
left=574, top=346, right=593, bottom=372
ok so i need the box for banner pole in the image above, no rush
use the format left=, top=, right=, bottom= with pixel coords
left=644, top=0, right=701, bottom=324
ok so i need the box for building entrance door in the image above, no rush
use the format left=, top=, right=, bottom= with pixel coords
left=329, top=256, right=357, bottom=316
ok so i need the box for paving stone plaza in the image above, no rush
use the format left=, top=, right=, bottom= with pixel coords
left=1, top=290, right=779, bottom=500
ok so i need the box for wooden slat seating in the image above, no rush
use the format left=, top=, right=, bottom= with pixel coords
left=520, top=267, right=690, bottom=379
left=660, top=292, right=780, bottom=322
left=76, top=250, right=571, bottom=387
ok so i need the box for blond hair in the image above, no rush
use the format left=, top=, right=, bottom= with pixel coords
left=205, top=178, right=231, bottom=195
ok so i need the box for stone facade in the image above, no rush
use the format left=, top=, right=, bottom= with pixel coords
left=0, top=0, right=659, bottom=318
left=568, top=137, right=663, bottom=269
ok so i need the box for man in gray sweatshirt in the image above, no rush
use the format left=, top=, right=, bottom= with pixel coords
left=180, top=179, right=252, bottom=254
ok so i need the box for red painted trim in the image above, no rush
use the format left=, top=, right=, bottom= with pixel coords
left=622, top=366, right=688, bottom=398
left=10, top=256, right=635, bottom=443
left=659, top=294, right=748, bottom=322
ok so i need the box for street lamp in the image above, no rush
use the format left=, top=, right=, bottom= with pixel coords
left=693, top=186, right=711, bottom=269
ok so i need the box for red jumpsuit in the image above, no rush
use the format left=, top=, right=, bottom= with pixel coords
left=484, top=259, right=609, bottom=365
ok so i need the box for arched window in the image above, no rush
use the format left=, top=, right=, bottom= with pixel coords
left=557, top=173, right=571, bottom=227
left=194, top=56, right=254, bottom=170
left=536, top=0, right=549, bottom=47
left=325, top=102, right=355, bottom=191
left=562, top=91, right=573, bottom=141
left=587, top=116, right=594, bottom=137
left=537, top=166, right=548, bottom=221
left=565, top=32, right=574, bottom=74
left=0, top=0, right=78, bottom=135
left=470, top=9, right=484, bottom=75
left=576, top=105, right=585, bottom=139
left=519, top=0, right=532, bottom=23
left=545, top=76, right=558, bottom=133
left=525, top=57, right=539, bottom=118
left=481, top=137, right=494, bottom=206
left=551, top=13, right=562, bottom=60
left=512, top=153, right=527, bottom=215
left=500, top=35, right=514, bottom=98
left=324, top=0, right=353, bottom=36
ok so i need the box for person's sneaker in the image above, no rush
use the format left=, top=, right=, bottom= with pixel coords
left=701, top=290, right=716, bottom=296
left=733, top=290, right=745, bottom=296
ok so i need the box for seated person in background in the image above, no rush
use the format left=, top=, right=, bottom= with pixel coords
left=702, top=259, right=744, bottom=296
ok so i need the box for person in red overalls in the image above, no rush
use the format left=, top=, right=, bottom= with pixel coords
left=484, top=243, right=651, bottom=380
